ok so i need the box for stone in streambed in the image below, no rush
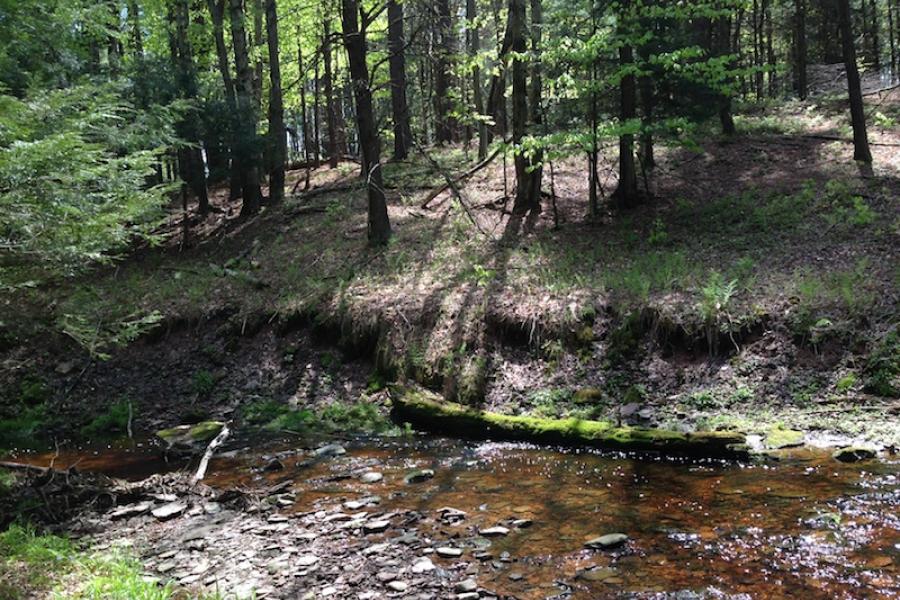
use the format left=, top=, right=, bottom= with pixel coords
left=585, top=533, right=628, bottom=549
left=404, top=469, right=434, bottom=484
left=296, top=555, right=319, bottom=567
left=436, top=546, right=463, bottom=558
left=313, top=443, right=346, bottom=457
left=386, top=581, right=407, bottom=592
left=765, top=427, right=804, bottom=450
left=455, top=579, right=478, bottom=593
left=479, top=526, right=509, bottom=537
left=832, top=447, right=876, bottom=462
left=156, top=421, right=224, bottom=450
left=360, top=471, right=383, bottom=483
left=152, top=502, right=187, bottom=521
left=110, top=501, right=153, bottom=520
left=363, top=520, right=390, bottom=533
left=411, top=557, right=434, bottom=573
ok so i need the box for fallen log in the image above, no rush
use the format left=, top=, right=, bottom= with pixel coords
left=420, top=143, right=505, bottom=209
left=390, top=386, right=748, bottom=458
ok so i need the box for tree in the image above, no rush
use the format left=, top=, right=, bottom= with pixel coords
left=341, top=0, right=391, bottom=244
left=838, top=0, right=873, bottom=163
left=795, top=0, right=808, bottom=99
left=612, top=3, right=638, bottom=207
left=510, top=0, right=531, bottom=214
left=434, top=0, right=456, bottom=143
left=467, top=0, right=488, bottom=160
left=229, top=0, right=263, bottom=215
left=207, top=0, right=242, bottom=200
left=171, top=0, right=211, bottom=216
left=265, top=0, right=286, bottom=204
left=388, top=0, right=413, bottom=160
left=323, top=18, right=340, bottom=168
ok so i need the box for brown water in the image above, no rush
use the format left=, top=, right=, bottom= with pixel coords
left=12, top=436, right=900, bottom=599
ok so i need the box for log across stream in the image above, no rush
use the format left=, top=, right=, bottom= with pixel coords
left=5, top=433, right=899, bottom=598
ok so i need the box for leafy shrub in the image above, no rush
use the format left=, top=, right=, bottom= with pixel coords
left=864, top=329, right=900, bottom=397
left=191, top=370, right=216, bottom=397
left=80, top=400, right=132, bottom=440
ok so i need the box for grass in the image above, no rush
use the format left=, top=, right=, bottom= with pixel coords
left=79, top=400, right=132, bottom=440
left=0, top=523, right=229, bottom=600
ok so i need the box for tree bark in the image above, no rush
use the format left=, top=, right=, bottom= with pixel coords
left=388, top=0, right=413, bottom=160
left=323, top=19, right=340, bottom=168
left=716, top=15, right=737, bottom=135
left=298, top=32, right=313, bottom=174
left=172, top=0, right=210, bottom=216
left=795, top=0, right=808, bottom=99
left=889, top=0, right=898, bottom=79
left=265, top=0, right=286, bottom=204
left=613, top=41, right=638, bottom=206
left=510, top=0, right=530, bottom=215
left=838, top=0, right=873, bottom=163
left=208, top=0, right=242, bottom=200
left=229, top=0, right=263, bottom=215
left=341, top=0, right=392, bottom=244
left=467, top=0, right=488, bottom=160
left=434, top=0, right=455, bottom=143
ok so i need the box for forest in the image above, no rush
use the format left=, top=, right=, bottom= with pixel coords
left=0, top=0, right=899, bottom=598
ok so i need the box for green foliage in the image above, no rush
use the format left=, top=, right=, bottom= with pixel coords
left=79, top=401, right=131, bottom=440
left=0, top=83, right=181, bottom=287
left=0, top=404, right=48, bottom=449
left=835, top=373, right=857, bottom=393
left=58, top=298, right=163, bottom=359
left=0, top=524, right=191, bottom=600
left=647, top=217, right=669, bottom=246
left=822, top=180, right=875, bottom=228
left=240, top=400, right=396, bottom=435
left=527, top=388, right=573, bottom=418
left=18, top=376, right=50, bottom=406
left=864, top=329, right=900, bottom=398
left=191, top=370, right=216, bottom=397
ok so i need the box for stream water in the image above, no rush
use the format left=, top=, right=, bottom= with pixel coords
left=11, top=436, right=900, bottom=598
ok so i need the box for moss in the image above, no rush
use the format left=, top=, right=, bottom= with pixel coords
left=79, top=400, right=131, bottom=440
left=156, top=420, right=224, bottom=445
left=391, top=386, right=746, bottom=457
left=573, top=387, right=604, bottom=405
left=765, top=426, right=804, bottom=449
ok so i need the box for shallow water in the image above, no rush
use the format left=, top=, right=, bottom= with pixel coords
left=12, top=436, right=900, bottom=598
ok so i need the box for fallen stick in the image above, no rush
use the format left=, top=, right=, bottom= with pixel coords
left=411, top=140, right=487, bottom=235
left=420, top=143, right=505, bottom=209
left=191, top=423, right=231, bottom=485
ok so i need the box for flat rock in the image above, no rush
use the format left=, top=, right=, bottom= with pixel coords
left=313, top=443, right=346, bottom=457
left=833, top=447, right=876, bottom=462
left=585, top=533, right=628, bottom=549
left=404, top=469, right=435, bottom=484
left=479, top=526, right=509, bottom=537
left=436, top=546, right=463, bottom=558
left=110, top=501, right=152, bottom=520
left=455, top=579, right=477, bottom=593
left=151, top=502, right=187, bottom=521
left=296, top=555, right=319, bottom=567
left=386, top=581, right=407, bottom=592
left=411, top=557, right=435, bottom=573
left=360, top=472, right=383, bottom=483
left=364, top=520, right=391, bottom=533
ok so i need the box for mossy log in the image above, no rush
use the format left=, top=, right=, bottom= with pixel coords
left=390, top=387, right=747, bottom=458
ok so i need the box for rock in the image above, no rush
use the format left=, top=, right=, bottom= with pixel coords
left=585, top=533, right=628, bottom=549
left=479, top=526, right=509, bottom=537
left=156, top=421, right=224, bottom=453
left=765, top=427, right=805, bottom=449
left=110, top=501, right=152, bottom=520
left=55, top=361, right=76, bottom=375
left=411, top=557, right=434, bottom=573
left=456, top=594, right=479, bottom=600
left=360, top=472, right=383, bottom=484
left=364, top=520, right=391, bottom=533
left=313, top=443, right=346, bottom=457
left=508, top=572, right=524, bottom=582
left=157, top=560, right=177, bottom=573
left=436, top=547, right=463, bottom=558
left=455, top=579, right=478, bottom=593
left=296, top=555, right=319, bottom=567
left=512, top=519, right=533, bottom=529
left=376, top=571, right=398, bottom=582
left=386, top=581, right=407, bottom=592
left=832, top=447, right=876, bottom=462
left=151, top=502, right=187, bottom=521
left=263, top=458, right=285, bottom=472
left=344, top=500, right=366, bottom=510
left=437, top=507, right=467, bottom=520
left=619, top=403, right=641, bottom=418
left=577, top=567, right=617, bottom=582
left=404, top=469, right=434, bottom=484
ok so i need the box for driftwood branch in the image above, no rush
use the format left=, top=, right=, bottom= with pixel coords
left=191, top=423, right=231, bottom=485
left=420, top=143, right=505, bottom=209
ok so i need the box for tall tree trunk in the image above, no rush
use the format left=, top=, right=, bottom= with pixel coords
left=298, top=32, right=313, bottom=170
left=613, top=42, right=638, bottom=206
left=388, top=0, right=413, bottom=160
left=341, top=0, right=391, bottom=244
left=889, top=0, right=898, bottom=79
left=638, top=6, right=655, bottom=170
left=510, top=0, right=529, bottom=214
left=753, top=0, right=762, bottom=99
left=716, top=15, right=737, bottom=135
left=467, top=0, right=488, bottom=160
left=434, top=0, right=455, bottom=143
left=208, top=0, right=242, bottom=200
left=487, top=0, right=513, bottom=141
left=314, top=55, right=321, bottom=165
left=323, top=19, right=340, bottom=168
left=172, top=0, right=210, bottom=216
left=128, top=0, right=143, bottom=58
left=870, top=0, right=882, bottom=70
left=524, top=0, right=543, bottom=209
left=253, top=0, right=265, bottom=106
left=795, top=0, right=808, bottom=99
left=588, top=0, right=600, bottom=219
left=764, top=0, right=776, bottom=96
left=229, top=0, right=263, bottom=215
left=838, top=0, right=873, bottom=163
left=265, top=0, right=285, bottom=204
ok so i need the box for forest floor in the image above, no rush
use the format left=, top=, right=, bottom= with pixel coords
left=1, top=84, right=900, bottom=455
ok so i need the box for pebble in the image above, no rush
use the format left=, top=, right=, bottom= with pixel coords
left=456, top=594, right=479, bottom=600
left=585, top=533, right=628, bottom=549
left=386, top=581, right=408, bottom=592
left=455, top=579, right=478, bottom=593
left=364, top=520, right=391, bottom=533
left=508, top=572, right=524, bottom=581
left=314, top=444, right=347, bottom=457
left=151, top=502, right=186, bottom=521
left=296, top=555, right=319, bottom=567
left=436, top=547, right=463, bottom=558
left=110, top=501, right=153, bottom=520
left=360, top=472, right=384, bottom=483
left=404, top=469, right=435, bottom=484
left=411, top=557, right=435, bottom=573
left=479, top=526, right=509, bottom=537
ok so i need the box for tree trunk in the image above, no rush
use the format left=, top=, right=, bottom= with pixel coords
left=795, top=0, right=808, bottom=99
left=341, top=0, right=391, bottom=244
left=871, top=0, right=882, bottom=70
left=388, top=0, right=413, bottom=160
left=889, top=0, right=898, bottom=80
left=588, top=0, right=600, bottom=219
left=172, top=0, right=210, bottom=216
left=208, top=0, right=242, bottom=200
left=487, top=0, right=513, bottom=141
left=613, top=41, right=638, bottom=206
left=764, top=0, right=776, bottom=96
left=128, top=0, right=143, bottom=58
left=510, top=0, right=529, bottom=215
left=314, top=55, right=321, bottom=165
left=838, top=0, right=873, bottom=163
left=253, top=0, right=265, bottom=107
left=525, top=0, right=543, bottom=210
left=229, top=0, right=263, bottom=215
left=467, top=0, right=488, bottom=160
left=298, top=32, right=313, bottom=171
left=434, top=0, right=455, bottom=143
left=323, top=19, right=340, bottom=168
left=265, top=0, right=286, bottom=204
left=716, top=16, right=737, bottom=135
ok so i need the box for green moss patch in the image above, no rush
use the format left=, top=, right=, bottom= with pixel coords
left=391, top=386, right=747, bottom=457
left=765, top=427, right=805, bottom=449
